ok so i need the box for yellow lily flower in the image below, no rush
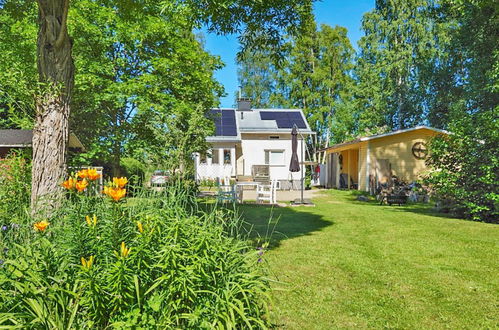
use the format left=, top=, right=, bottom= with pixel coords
left=137, top=221, right=143, bottom=233
left=85, top=215, right=97, bottom=227
left=81, top=255, right=94, bottom=269
left=120, top=241, right=131, bottom=258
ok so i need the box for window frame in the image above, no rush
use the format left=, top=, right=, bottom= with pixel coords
left=264, top=149, right=285, bottom=166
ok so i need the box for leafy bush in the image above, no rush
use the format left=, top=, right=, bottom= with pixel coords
left=0, top=152, right=31, bottom=223
left=425, top=115, right=498, bottom=222
left=0, top=176, right=270, bottom=328
left=120, top=157, right=145, bottom=188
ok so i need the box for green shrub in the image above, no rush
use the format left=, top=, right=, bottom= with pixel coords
left=0, top=176, right=270, bottom=328
left=425, top=115, right=498, bottom=222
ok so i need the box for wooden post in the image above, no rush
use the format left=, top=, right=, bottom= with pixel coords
left=347, top=150, right=351, bottom=189
left=230, top=147, right=236, bottom=177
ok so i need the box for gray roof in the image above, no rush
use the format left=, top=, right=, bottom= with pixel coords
left=0, top=129, right=33, bottom=147
left=206, top=107, right=313, bottom=142
left=0, top=129, right=85, bottom=150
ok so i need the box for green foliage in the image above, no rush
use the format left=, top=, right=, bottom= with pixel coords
left=355, top=0, right=444, bottom=131
left=120, top=157, right=145, bottom=187
left=0, top=178, right=270, bottom=328
left=0, top=152, right=31, bottom=223
left=0, top=2, right=37, bottom=129
left=238, top=10, right=356, bottom=161
left=425, top=114, right=498, bottom=222
left=173, top=0, right=314, bottom=62
left=67, top=0, right=225, bottom=172
left=1, top=0, right=315, bottom=174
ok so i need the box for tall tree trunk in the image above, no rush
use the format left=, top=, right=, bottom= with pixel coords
left=31, top=0, right=74, bottom=213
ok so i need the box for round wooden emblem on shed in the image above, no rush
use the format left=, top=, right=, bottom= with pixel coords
left=412, top=142, right=428, bottom=159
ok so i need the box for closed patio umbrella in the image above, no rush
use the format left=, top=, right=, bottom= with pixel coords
left=289, top=125, right=306, bottom=204
left=289, top=126, right=300, bottom=172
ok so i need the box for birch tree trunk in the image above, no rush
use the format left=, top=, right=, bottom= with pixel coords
left=31, top=0, right=74, bottom=213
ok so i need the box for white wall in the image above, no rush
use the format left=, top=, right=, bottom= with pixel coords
left=195, top=142, right=237, bottom=181
left=240, top=134, right=305, bottom=180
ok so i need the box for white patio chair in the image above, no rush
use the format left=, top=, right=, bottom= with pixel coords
left=256, top=179, right=277, bottom=204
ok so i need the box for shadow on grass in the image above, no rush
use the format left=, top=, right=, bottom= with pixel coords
left=235, top=203, right=331, bottom=250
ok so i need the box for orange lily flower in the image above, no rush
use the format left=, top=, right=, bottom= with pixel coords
left=113, top=177, right=128, bottom=188
left=108, top=187, right=126, bottom=201
left=75, top=179, right=88, bottom=192
left=33, top=220, right=49, bottom=232
left=86, top=168, right=101, bottom=181
left=77, top=169, right=89, bottom=179
left=61, top=177, right=76, bottom=190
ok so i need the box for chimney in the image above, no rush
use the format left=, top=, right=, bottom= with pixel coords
left=237, top=97, right=251, bottom=111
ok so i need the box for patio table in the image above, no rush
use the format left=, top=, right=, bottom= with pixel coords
left=234, top=182, right=260, bottom=203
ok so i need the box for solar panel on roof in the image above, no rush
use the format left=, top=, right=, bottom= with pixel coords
left=207, top=109, right=237, bottom=136
left=289, top=112, right=302, bottom=120
left=259, top=111, right=307, bottom=129
left=259, top=112, right=274, bottom=120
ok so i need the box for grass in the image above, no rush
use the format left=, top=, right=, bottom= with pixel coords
left=237, top=190, right=499, bottom=329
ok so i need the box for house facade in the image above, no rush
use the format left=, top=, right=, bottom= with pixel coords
left=195, top=100, right=314, bottom=189
left=322, top=126, right=448, bottom=192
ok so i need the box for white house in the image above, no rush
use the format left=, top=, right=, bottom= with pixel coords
left=194, top=99, right=314, bottom=189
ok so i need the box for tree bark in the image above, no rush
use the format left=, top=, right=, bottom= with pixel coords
left=31, top=0, right=74, bottom=214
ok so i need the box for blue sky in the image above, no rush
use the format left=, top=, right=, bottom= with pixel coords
left=203, top=0, right=374, bottom=108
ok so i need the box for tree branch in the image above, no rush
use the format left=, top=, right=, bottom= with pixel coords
left=55, top=0, right=70, bottom=48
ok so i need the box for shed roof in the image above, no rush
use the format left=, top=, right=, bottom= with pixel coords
left=322, top=126, right=449, bottom=152
left=0, top=129, right=85, bottom=150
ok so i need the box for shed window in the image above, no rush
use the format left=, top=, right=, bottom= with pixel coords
left=265, top=150, right=285, bottom=165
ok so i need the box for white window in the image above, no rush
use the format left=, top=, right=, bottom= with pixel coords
left=199, top=152, right=207, bottom=164
left=223, top=149, right=231, bottom=164
left=265, top=150, right=285, bottom=166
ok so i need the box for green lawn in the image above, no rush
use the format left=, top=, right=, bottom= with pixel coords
left=237, top=190, right=499, bottom=329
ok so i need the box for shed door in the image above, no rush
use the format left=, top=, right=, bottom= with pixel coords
left=376, top=159, right=391, bottom=185
left=328, top=153, right=338, bottom=188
